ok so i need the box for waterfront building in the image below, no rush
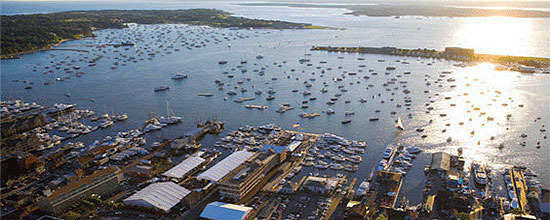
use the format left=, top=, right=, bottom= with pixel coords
left=218, top=152, right=279, bottom=201
left=444, top=47, right=475, bottom=59
left=197, top=150, right=255, bottom=182
left=162, top=156, right=206, bottom=179
left=38, top=167, right=123, bottom=214
left=128, top=165, right=152, bottom=177
left=301, top=176, right=338, bottom=194
left=260, top=144, right=287, bottom=162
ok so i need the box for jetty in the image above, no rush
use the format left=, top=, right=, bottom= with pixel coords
left=171, top=120, right=224, bottom=153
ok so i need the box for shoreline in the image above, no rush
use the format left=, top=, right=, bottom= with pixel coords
left=238, top=3, right=550, bottom=18
left=1, top=9, right=328, bottom=59
left=1, top=36, right=92, bottom=60
left=311, top=45, right=550, bottom=73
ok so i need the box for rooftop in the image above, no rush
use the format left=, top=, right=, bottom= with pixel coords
left=431, top=152, right=451, bottom=171
left=123, top=182, right=191, bottom=212
left=162, top=156, right=205, bottom=179
left=197, top=150, right=255, bottom=182
left=200, top=201, right=252, bottom=220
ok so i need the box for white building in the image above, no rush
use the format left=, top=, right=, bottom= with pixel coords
left=123, top=182, right=191, bottom=212
left=197, top=150, right=255, bottom=182
left=301, top=176, right=338, bottom=194
left=162, top=156, right=205, bottom=179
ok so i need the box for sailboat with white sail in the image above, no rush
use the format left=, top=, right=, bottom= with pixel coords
left=396, top=117, right=404, bottom=130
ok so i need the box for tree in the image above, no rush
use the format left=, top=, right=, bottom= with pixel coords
left=62, top=211, right=81, bottom=220
left=510, top=208, right=525, bottom=215
left=457, top=212, right=471, bottom=220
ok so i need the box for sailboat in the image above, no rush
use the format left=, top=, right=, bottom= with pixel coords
left=396, top=117, right=404, bottom=130
left=159, top=101, right=182, bottom=125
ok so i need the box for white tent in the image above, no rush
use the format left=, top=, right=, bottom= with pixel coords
left=197, top=150, right=254, bottom=182
left=123, top=182, right=190, bottom=212
left=162, top=156, right=205, bottom=179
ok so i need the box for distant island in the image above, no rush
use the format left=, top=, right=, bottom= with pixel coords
left=0, top=9, right=322, bottom=59
left=239, top=3, right=550, bottom=18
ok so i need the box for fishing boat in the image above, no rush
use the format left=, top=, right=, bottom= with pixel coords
left=369, top=117, right=379, bottom=121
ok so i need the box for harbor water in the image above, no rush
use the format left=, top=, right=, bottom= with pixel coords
left=1, top=1, right=549, bottom=205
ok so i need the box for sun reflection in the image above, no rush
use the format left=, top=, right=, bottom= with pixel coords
left=452, top=17, right=534, bottom=56
left=427, top=63, right=527, bottom=167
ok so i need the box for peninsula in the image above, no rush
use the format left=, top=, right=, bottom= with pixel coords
left=239, top=3, right=550, bottom=18
left=0, top=9, right=317, bottom=59
left=311, top=46, right=550, bottom=73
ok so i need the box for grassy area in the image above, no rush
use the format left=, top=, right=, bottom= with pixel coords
left=304, top=25, right=329, bottom=29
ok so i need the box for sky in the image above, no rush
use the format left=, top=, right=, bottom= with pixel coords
left=1, top=0, right=549, bottom=8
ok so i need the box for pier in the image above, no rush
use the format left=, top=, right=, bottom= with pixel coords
left=172, top=120, right=224, bottom=152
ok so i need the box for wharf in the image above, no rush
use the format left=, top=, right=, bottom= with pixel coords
left=511, top=167, right=529, bottom=211
left=172, top=120, right=224, bottom=151
left=346, top=178, right=358, bottom=200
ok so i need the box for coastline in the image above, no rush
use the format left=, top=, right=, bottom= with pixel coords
left=1, top=9, right=329, bottom=59
left=1, top=36, right=92, bottom=60
left=311, top=45, right=550, bottom=73
left=238, top=3, right=550, bottom=18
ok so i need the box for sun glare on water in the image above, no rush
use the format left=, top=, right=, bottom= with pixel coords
left=452, top=17, right=535, bottom=56
left=426, top=63, right=529, bottom=167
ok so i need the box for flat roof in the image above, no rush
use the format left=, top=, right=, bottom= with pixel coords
left=162, top=156, right=205, bottom=179
left=200, top=201, right=252, bottom=220
left=431, top=152, right=451, bottom=171
left=287, top=141, right=301, bottom=152
left=197, top=150, right=255, bottom=182
left=123, top=182, right=190, bottom=212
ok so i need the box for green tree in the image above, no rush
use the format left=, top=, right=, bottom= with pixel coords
left=510, top=208, right=526, bottom=215
left=62, top=211, right=81, bottom=220
left=457, top=212, right=471, bottom=220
